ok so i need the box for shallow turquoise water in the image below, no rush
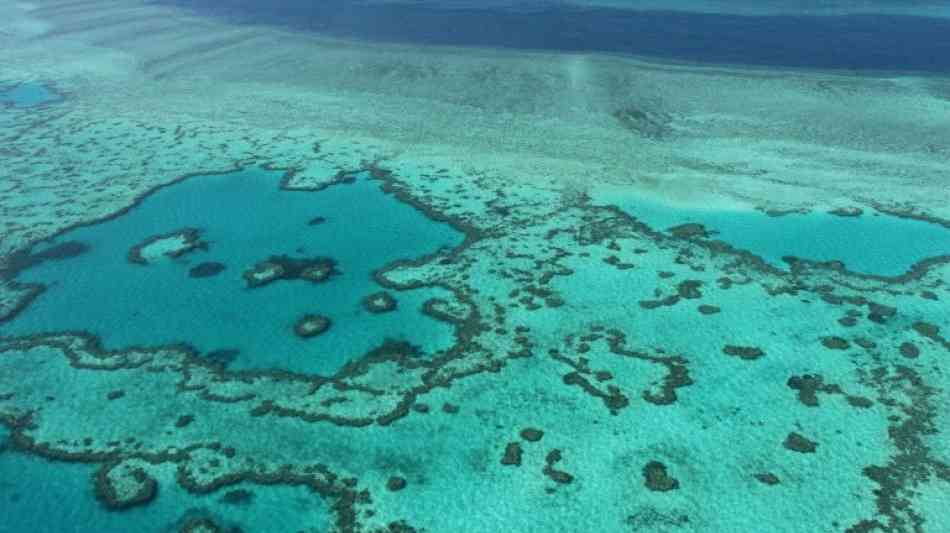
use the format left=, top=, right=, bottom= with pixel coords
left=0, top=81, right=60, bottom=108
left=3, top=168, right=462, bottom=374
left=609, top=197, right=950, bottom=276
left=0, top=426, right=331, bottom=533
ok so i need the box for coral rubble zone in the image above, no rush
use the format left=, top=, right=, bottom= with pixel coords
left=0, top=0, right=949, bottom=532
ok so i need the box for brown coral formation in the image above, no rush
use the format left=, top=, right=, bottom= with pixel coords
left=127, top=228, right=207, bottom=265
left=243, top=255, right=338, bottom=288
left=362, top=291, right=397, bottom=314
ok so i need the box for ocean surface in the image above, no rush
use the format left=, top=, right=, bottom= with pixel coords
left=2, top=1, right=950, bottom=532
left=155, top=0, right=950, bottom=71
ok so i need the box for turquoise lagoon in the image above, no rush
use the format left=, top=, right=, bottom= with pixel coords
left=0, top=425, right=331, bottom=533
left=1, top=168, right=462, bottom=375
left=603, top=195, right=950, bottom=276
left=0, top=82, right=61, bottom=108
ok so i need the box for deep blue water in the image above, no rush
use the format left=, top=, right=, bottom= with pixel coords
left=152, top=0, right=950, bottom=72
left=2, top=168, right=462, bottom=375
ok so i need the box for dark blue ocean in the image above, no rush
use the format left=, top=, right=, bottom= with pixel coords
left=153, top=0, right=950, bottom=72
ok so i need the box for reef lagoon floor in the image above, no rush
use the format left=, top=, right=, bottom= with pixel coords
left=1, top=1, right=950, bottom=532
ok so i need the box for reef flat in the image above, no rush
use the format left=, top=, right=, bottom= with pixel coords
left=1, top=0, right=949, bottom=532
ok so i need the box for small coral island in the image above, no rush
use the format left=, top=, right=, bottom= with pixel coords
left=361, top=291, right=397, bottom=313
left=128, top=228, right=207, bottom=264
left=242, top=255, right=338, bottom=288
left=293, top=314, right=331, bottom=338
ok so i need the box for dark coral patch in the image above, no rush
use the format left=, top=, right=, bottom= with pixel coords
left=603, top=255, right=636, bottom=270
left=386, top=476, right=407, bottom=492
left=242, top=255, right=338, bottom=288
left=783, top=432, right=818, bottom=454
left=294, top=314, right=331, bottom=338
left=838, top=316, right=859, bottom=327
left=219, top=488, right=254, bottom=506
left=912, top=321, right=939, bottom=339
left=643, top=461, right=679, bottom=492
left=786, top=374, right=872, bottom=409
left=855, top=338, right=877, bottom=350
left=639, top=295, right=680, bottom=309
left=787, top=374, right=841, bottom=407
left=520, top=428, right=544, bottom=442
left=829, top=207, right=863, bottom=217
left=821, top=336, right=851, bottom=350
left=676, top=280, right=703, bottom=299
left=846, top=396, right=873, bottom=408
left=668, top=223, right=713, bottom=239
left=723, top=345, right=764, bottom=360
left=543, top=449, right=574, bottom=485
left=501, top=442, right=523, bottom=466
left=563, top=371, right=630, bottom=412
left=899, top=342, right=920, bottom=359
left=362, top=291, right=397, bottom=314
left=867, top=303, right=897, bottom=324
left=911, top=321, right=950, bottom=350
left=188, top=262, right=226, bottom=278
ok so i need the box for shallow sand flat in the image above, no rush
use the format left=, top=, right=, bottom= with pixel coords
left=1, top=1, right=949, bottom=532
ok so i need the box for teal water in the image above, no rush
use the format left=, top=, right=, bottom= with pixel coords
left=608, top=197, right=950, bottom=276
left=0, top=81, right=61, bottom=108
left=0, top=426, right=331, bottom=532
left=2, top=168, right=462, bottom=374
